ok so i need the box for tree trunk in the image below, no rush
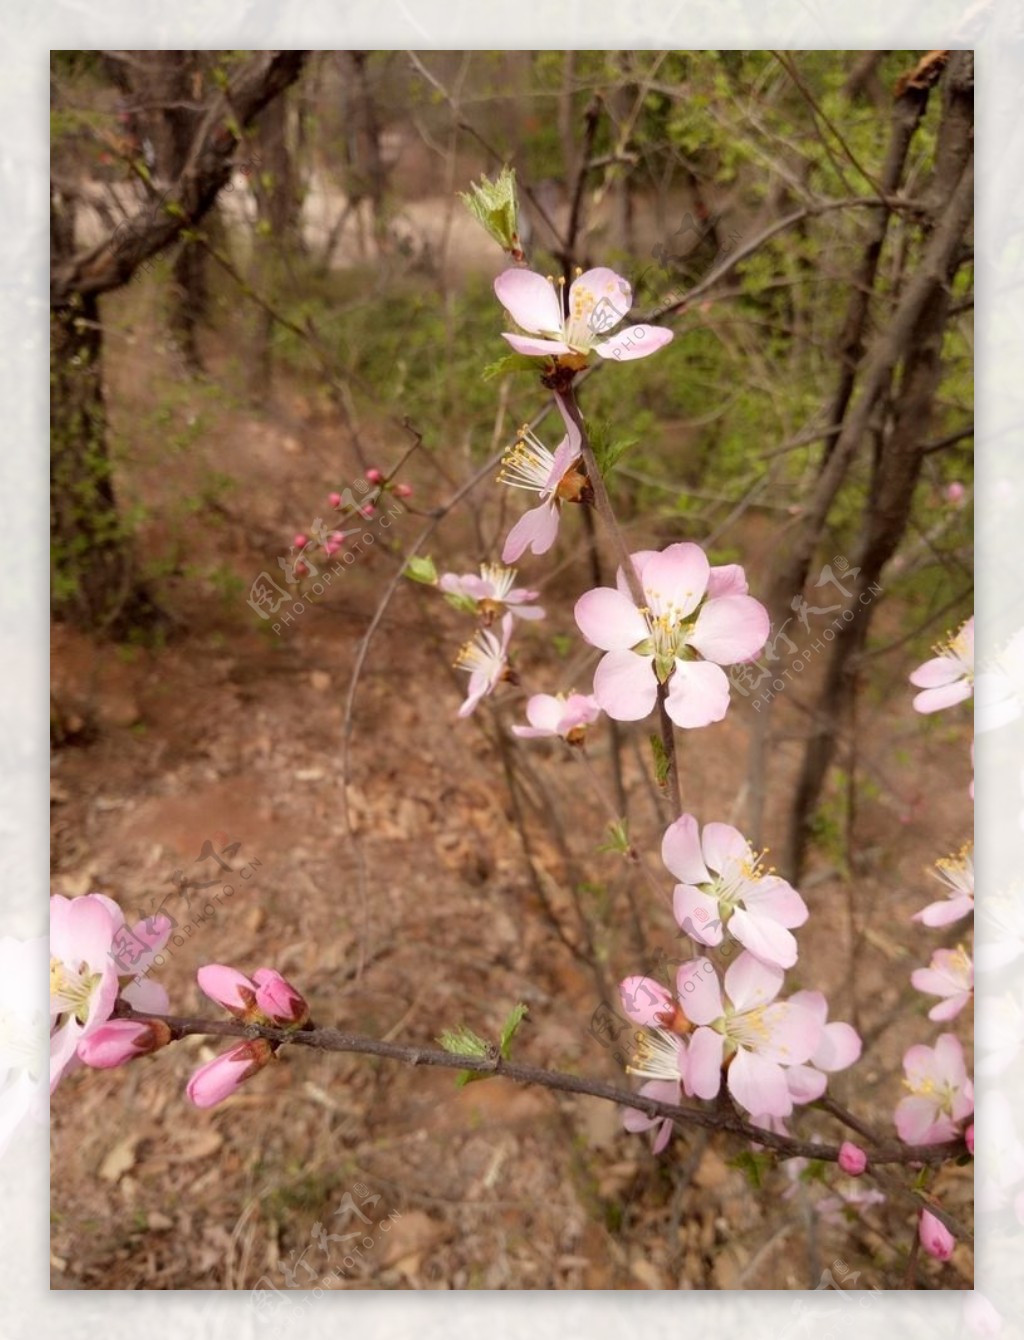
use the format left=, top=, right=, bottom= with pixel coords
left=50, top=294, right=158, bottom=633
left=781, top=53, right=974, bottom=878
left=51, top=52, right=307, bottom=636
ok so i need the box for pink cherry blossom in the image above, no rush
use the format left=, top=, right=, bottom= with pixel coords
left=910, top=616, right=973, bottom=712
left=574, top=543, right=769, bottom=730
left=186, top=1039, right=274, bottom=1109
left=494, top=266, right=673, bottom=363
left=455, top=613, right=514, bottom=718
left=439, top=563, right=545, bottom=623
left=498, top=394, right=587, bottom=562
left=512, top=692, right=601, bottom=743
left=911, top=945, right=973, bottom=1021
left=622, top=1079, right=680, bottom=1154
left=914, top=845, right=974, bottom=926
left=675, top=954, right=823, bottom=1118
left=838, top=1141, right=868, bottom=1175
left=895, top=1033, right=974, bottom=1145
left=252, top=968, right=309, bottom=1028
left=77, top=1018, right=171, bottom=1070
left=918, top=1208, right=955, bottom=1261
left=663, top=814, right=807, bottom=969
left=50, top=894, right=125, bottom=1092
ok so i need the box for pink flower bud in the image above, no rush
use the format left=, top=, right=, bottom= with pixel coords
left=359, top=503, right=376, bottom=518
left=186, top=1039, right=273, bottom=1109
left=966, top=1122, right=974, bottom=1155
left=324, top=543, right=340, bottom=557
left=293, top=533, right=308, bottom=550
left=252, top=968, right=309, bottom=1028
left=838, top=1141, right=867, bottom=1175
left=328, top=492, right=342, bottom=508
left=365, top=468, right=384, bottom=484
left=329, top=531, right=345, bottom=544
left=294, top=561, right=308, bottom=578
left=394, top=483, right=413, bottom=499
left=919, top=1208, right=955, bottom=1261
left=945, top=481, right=966, bottom=505
left=77, top=1019, right=172, bottom=1069
left=197, top=964, right=258, bottom=1019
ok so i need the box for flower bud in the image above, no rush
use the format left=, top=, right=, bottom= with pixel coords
left=919, top=1208, right=955, bottom=1261
left=186, top=1039, right=273, bottom=1109
left=77, top=1019, right=172, bottom=1069
left=328, top=492, right=342, bottom=508
left=838, top=1141, right=868, bottom=1176
left=253, top=968, right=309, bottom=1028
left=965, top=1122, right=974, bottom=1155
left=293, top=533, right=308, bottom=549
left=196, top=964, right=259, bottom=1019
left=458, top=166, right=523, bottom=260
left=365, top=468, right=384, bottom=484
left=394, top=483, right=413, bottom=499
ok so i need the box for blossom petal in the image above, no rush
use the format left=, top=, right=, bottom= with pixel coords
left=686, top=1026, right=724, bottom=1100
left=729, top=908, right=799, bottom=970
left=640, top=543, right=709, bottom=621
left=494, top=269, right=564, bottom=335
left=594, top=324, right=674, bottom=361
left=912, top=679, right=973, bottom=713
left=502, top=503, right=560, bottom=563
left=675, top=958, right=722, bottom=1025
left=813, top=1021, right=862, bottom=1073
left=673, top=885, right=724, bottom=945
left=742, top=876, right=808, bottom=929
left=575, top=587, right=650, bottom=651
left=501, top=332, right=574, bottom=357
left=690, top=595, right=770, bottom=664
left=664, top=660, right=731, bottom=728
left=724, top=951, right=784, bottom=1012
left=729, top=1049, right=791, bottom=1118
left=592, top=650, right=658, bottom=721
left=699, top=822, right=750, bottom=878
left=661, top=813, right=710, bottom=886
left=706, top=564, right=749, bottom=598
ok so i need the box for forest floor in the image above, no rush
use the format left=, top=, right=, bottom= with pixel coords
left=50, top=250, right=974, bottom=1294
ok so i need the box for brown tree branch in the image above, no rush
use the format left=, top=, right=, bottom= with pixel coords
left=50, top=50, right=307, bottom=306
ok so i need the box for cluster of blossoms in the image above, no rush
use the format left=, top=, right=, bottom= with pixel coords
left=50, top=892, right=309, bottom=1110
left=618, top=815, right=858, bottom=1131
left=901, top=623, right=975, bottom=1261
left=287, top=468, right=414, bottom=578
left=50, top=893, right=173, bottom=1092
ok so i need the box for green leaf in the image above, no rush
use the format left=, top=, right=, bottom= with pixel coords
left=499, top=1003, right=529, bottom=1060
left=482, top=353, right=542, bottom=382
left=443, top=593, right=478, bottom=614
left=598, top=818, right=632, bottom=856
left=588, top=418, right=640, bottom=475
left=437, top=1024, right=493, bottom=1088
left=404, top=555, right=438, bottom=585
left=459, top=165, right=523, bottom=256
left=649, top=733, right=670, bottom=787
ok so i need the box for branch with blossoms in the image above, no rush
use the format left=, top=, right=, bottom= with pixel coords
left=50, top=166, right=973, bottom=1281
